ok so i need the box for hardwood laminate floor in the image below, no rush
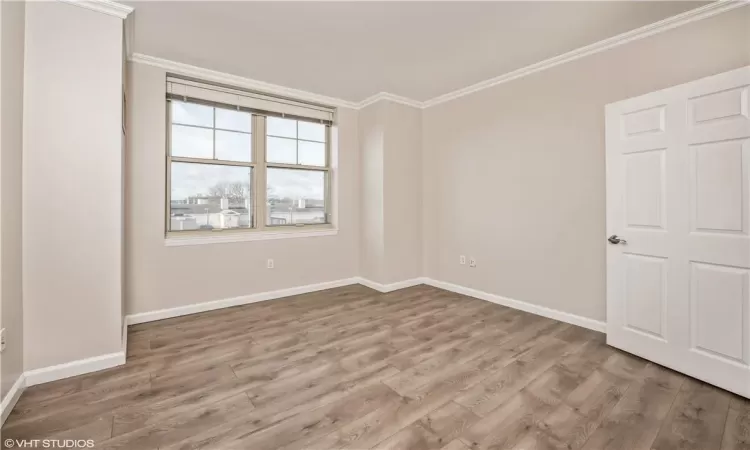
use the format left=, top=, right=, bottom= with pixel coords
left=3, top=284, right=749, bottom=450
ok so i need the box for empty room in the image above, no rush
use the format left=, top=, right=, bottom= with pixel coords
left=0, top=0, right=749, bottom=448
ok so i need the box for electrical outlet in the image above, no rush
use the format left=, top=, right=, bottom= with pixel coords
left=459, top=255, right=466, bottom=265
left=0, top=328, right=6, bottom=353
left=469, top=258, right=476, bottom=268
left=267, top=259, right=274, bottom=269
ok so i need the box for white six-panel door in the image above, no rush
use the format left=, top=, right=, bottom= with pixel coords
left=606, top=66, right=750, bottom=398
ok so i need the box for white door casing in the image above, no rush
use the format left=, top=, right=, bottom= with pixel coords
left=606, top=66, right=750, bottom=398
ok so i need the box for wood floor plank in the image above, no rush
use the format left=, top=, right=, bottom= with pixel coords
left=103, top=393, right=254, bottom=450
left=111, top=365, right=246, bottom=436
left=438, top=439, right=472, bottom=450
left=533, top=366, right=632, bottom=450
left=225, top=383, right=400, bottom=450
left=154, top=363, right=401, bottom=450
left=453, top=336, right=571, bottom=417
left=651, top=377, right=733, bottom=450
left=457, top=337, right=603, bottom=449
left=300, top=338, right=536, bottom=450
left=367, top=402, right=480, bottom=450
left=579, top=363, right=686, bottom=450
left=4, top=284, right=745, bottom=450
left=722, top=404, right=750, bottom=450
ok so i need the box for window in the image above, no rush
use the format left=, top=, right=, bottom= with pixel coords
left=166, top=78, right=333, bottom=236
left=265, top=117, right=328, bottom=226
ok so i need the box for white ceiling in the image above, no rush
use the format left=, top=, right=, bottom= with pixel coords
left=127, top=1, right=708, bottom=103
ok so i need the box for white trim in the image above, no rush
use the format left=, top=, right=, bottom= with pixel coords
left=126, top=277, right=360, bottom=325
left=422, top=278, right=606, bottom=333
left=124, top=11, right=135, bottom=58
left=165, top=228, right=338, bottom=247
left=57, top=0, right=133, bottom=19
left=129, top=53, right=359, bottom=110
left=125, top=275, right=604, bottom=330
left=24, top=352, right=126, bottom=387
left=357, top=92, right=424, bottom=110
left=1, top=374, right=26, bottom=426
left=122, top=318, right=128, bottom=356
left=130, top=1, right=744, bottom=110
left=355, top=277, right=426, bottom=293
left=422, top=0, right=747, bottom=108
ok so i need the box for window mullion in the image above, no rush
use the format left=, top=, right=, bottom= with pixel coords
left=166, top=100, right=173, bottom=236
left=212, top=107, right=217, bottom=160
left=325, top=125, right=332, bottom=224
left=295, top=120, right=300, bottom=165
left=255, top=115, right=267, bottom=231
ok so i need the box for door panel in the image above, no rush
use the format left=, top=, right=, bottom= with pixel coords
left=607, top=66, right=750, bottom=399
left=688, top=85, right=749, bottom=144
left=625, top=150, right=665, bottom=229
left=622, top=104, right=666, bottom=136
left=689, top=86, right=747, bottom=124
left=692, top=140, right=744, bottom=233
left=690, top=262, right=748, bottom=364
left=624, top=254, right=667, bottom=339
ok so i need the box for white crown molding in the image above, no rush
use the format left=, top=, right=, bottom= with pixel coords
left=357, top=92, right=424, bottom=110
left=125, top=1, right=746, bottom=110
left=422, top=0, right=748, bottom=108
left=57, top=0, right=133, bottom=19
left=129, top=53, right=360, bottom=110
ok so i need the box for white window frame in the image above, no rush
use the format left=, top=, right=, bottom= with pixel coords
left=165, top=81, right=336, bottom=246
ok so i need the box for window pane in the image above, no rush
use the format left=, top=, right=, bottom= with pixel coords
left=170, top=162, right=253, bottom=231
left=172, top=101, right=213, bottom=127
left=298, top=122, right=325, bottom=142
left=266, top=168, right=326, bottom=226
left=267, top=137, right=296, bottom=164
left=267, top=117, right=297, bottom=138
left=171, top=125, right=213, bottom=159
left=215, top=130, right=252, bottom=162
left=298, top=141, right=325, bottom=167
left=216, top=108, right=251, bottom=132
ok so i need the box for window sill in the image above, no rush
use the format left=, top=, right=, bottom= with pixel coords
left=164, top=227, right=338, bottom=247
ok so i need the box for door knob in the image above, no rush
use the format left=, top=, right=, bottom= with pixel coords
left=608, top=235, right=627, bottom=245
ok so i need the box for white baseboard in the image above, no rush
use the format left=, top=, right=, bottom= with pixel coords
left=122, top=318, right=129, bottom=358
left=124, top=275, right=602, bottom=333
left=126, top=277, right=361, bottom=325
left=423, top=278, right=606, bottom=333
left=355, top=277, right=426, bottom=293
left=24, top=351, right=126, bottom=387
left=1, top=374, right=25, bottom=426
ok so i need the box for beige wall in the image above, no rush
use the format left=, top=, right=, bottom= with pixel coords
left=358, top=101, right=422, bottom=285
left=358, top=102, right=386, bottom=283
left=1, top=0, right=25, bottom=399
left=423, top=7, right=750, bottom=322
left=125, top=62, right=360, bottom=315
left=23, top=2, right=124, bottom=370
left=383, top=102, right=422, bottom=284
